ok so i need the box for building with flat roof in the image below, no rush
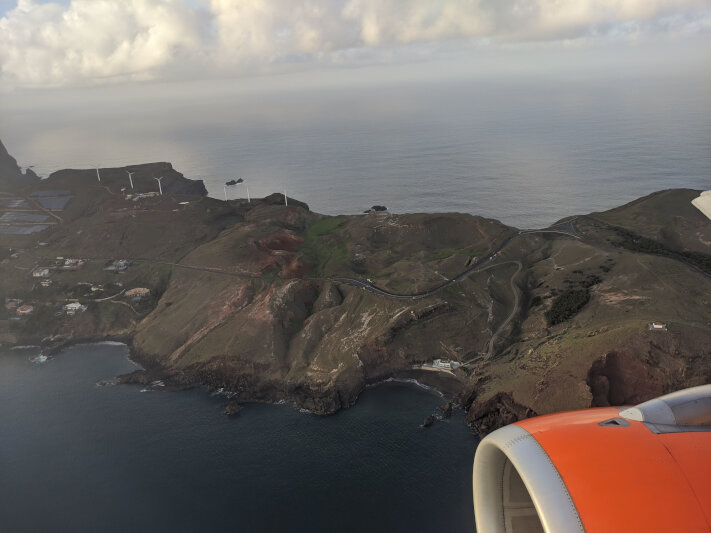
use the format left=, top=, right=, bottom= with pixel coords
left=16, top=305, right=34, bottom=316
left=125, top=287, right=150, bottom=298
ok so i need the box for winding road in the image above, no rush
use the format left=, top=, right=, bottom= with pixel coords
left=482, top=261, right=523, bottom=358
left=114, top=220, right=578, bottom=359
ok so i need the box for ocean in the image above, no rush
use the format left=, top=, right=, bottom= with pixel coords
left=2, top=75, right=709, bottom=228
left=0, top=344, right=476, bottom=532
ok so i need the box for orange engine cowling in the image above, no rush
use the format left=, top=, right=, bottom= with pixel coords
left=472, top=385, right=711, bottom=532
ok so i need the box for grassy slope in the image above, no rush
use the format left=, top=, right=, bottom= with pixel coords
left=592, top=188, right=711, bottom=253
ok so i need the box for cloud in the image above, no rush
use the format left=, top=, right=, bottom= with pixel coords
left=1, top=0, right=208, bottom=85
left=1, top=0, right=709, bottom=87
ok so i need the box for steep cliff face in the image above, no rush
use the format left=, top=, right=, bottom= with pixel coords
left=130, top=205, right=509, bottom=413
left=0, top=139, right=38, bottom=191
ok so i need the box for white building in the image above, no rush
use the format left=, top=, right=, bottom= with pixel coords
left=32, top=268, right=50, bottom=278
left=64, top=302, right=87, bottom=315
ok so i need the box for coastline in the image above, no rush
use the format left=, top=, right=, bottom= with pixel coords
left=18, top=337, right=466, bottom=424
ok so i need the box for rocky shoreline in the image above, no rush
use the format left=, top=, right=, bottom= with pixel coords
left=32, top=334, right=476, bottom=427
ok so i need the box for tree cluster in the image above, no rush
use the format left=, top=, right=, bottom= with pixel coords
left=545, top=288, right=591, bottom=326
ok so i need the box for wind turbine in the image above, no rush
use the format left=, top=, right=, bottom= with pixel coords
left=154, top=176, right=164, bottom=195
left=95, top=166, right=101, bottom=182
left=126, top=170, right=135, bottom=190
left=236, top=178, right=250, bottom=204
left=283, top=186, right=288, bottom=206
left=225, top=178, right=250, bottom=203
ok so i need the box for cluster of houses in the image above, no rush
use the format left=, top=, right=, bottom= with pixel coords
left=4, top=252, right=151, bottom=322
left=5, top=299, right=33, bottom=317
left=31, top=257, right=86, bottom=280
left=4, top=297, right=89, bottom=317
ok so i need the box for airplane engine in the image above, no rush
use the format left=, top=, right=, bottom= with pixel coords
left=472, top=385, right=711, bottom=532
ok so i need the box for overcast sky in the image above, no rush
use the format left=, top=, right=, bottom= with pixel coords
left=1, top=0, right=710, bottom=92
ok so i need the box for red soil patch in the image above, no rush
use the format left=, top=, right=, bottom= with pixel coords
left=256, top=230, right=303, bottom=253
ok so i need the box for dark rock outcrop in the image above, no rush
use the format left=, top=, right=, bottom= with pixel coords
left=466, top=392, right=537, bottom=435
left=225, top=401, right=241, bottom=416
left=422, top=415, right=436, bottom=428
left=0, top=139, right=39, bottom=191
left=587, top=350, right=667, bottom=407
left=440, top=402, right=453, bottom=419
left=311, top=282, right=343, bottom=313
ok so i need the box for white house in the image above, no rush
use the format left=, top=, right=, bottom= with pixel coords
left=64, top=302, right=87, bottom=315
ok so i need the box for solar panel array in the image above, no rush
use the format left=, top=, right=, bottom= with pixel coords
left=30, top=190, right=71, bottom=197
left=0, top=212, right=50, bottom=223
left=0, top=225, right=49, bottom=234
left=38, top=197, right=71, bottom=210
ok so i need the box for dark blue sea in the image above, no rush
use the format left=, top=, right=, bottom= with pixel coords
left=0, top=343, right=477, bottom=532
left=2, top=75, right=709, bottom=228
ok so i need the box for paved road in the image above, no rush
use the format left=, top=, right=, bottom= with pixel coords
left=331, top=219, right=580, bottom=300
left=128, top=221, right=580, bottom=301
left=519, top=218, right=581, bottom=240
left=92, top=221, right=579, bottom=360
left=483, top=261, right=523, bottom=358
